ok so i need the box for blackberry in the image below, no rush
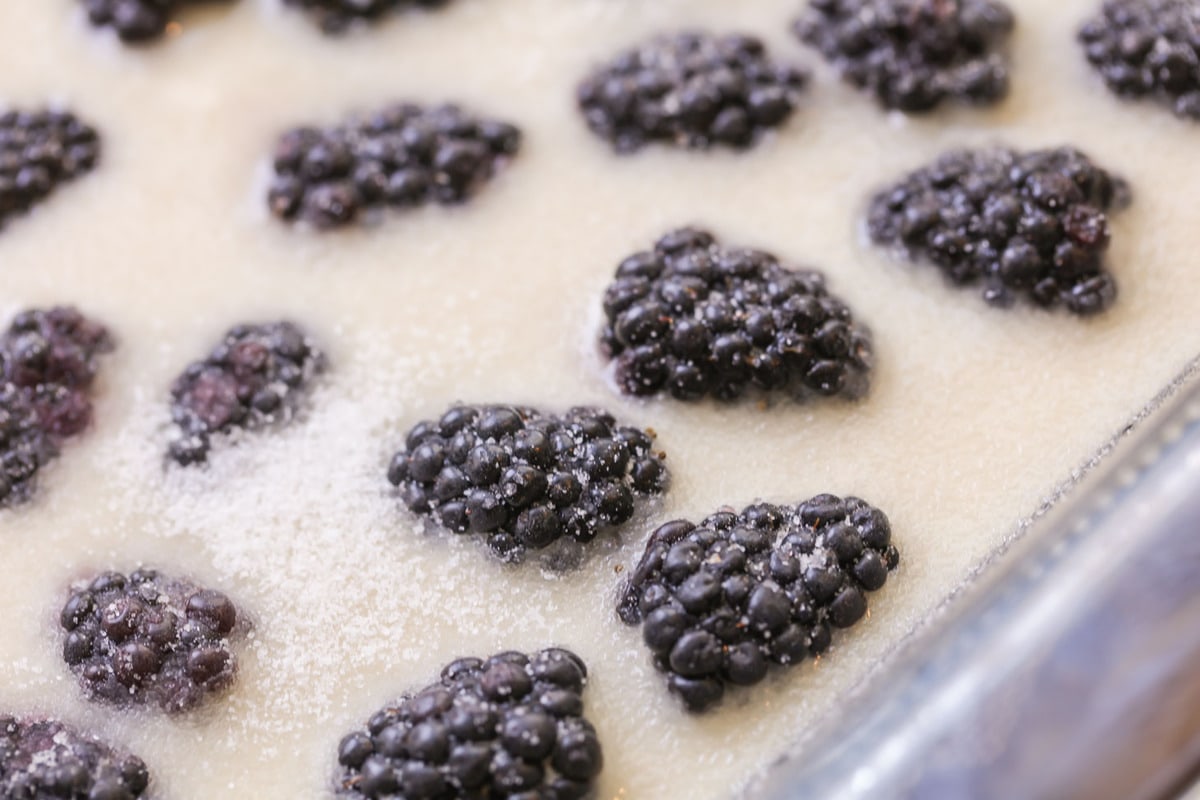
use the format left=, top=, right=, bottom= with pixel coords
left=2, top=307, right=113, bottom=404
left=0, top=108, right=100, bottom=230
left=0, top=387, right=53, bottom=509
left=618, top=496, right=900, bottom=712
left=599, top=227, right=873, bottom=402
left=267, top=103, right=521, bottom=229
left=167, top=321, right=324, bottom=465
left=0, top=717, right=150, bottom=799
left=794, top=0, right=1015, bottom=112
left=1079, top=0, right=1200, bottom=120
left=79, top=0, right=237, bottom=42
left=576, top=32, right=809, bottom=152
left=336, top=648, right=603, bottom=799
left=387, top=404, right=668, bottom=562
left=0, top=307, right=113, bottom=508
left=283, top=0, right=453, bottom=34
left=59, top=568, right=244, bottom=713
left=868, top=147, right=1130, bottom=314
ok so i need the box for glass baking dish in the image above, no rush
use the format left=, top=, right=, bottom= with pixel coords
left=752, top=360, right=1200, bottom=800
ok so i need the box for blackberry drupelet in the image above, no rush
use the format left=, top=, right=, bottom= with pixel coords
left=576, top=32, right=809, bottom=152
left=283, top=0, right=453, bottom=34
left=1079, top=0, right=1200, bottom=120
left=795, top=0, right=1015, bottom=112
left=336, top=648, right=603, bottom=799
left=59, top=568, right=244, bottom=713
left=0, top=108, right=100, bottom=230
left=168, top=321, right=324, bottom=465
left=618, top=496, right=900, bottom=712
left=79, top=0, right=238, bottom=42
left=868, top=147, right=1130, bottom=314
left=268, top=103, right=521, bottom=229
left=0, top=717, right=150, bottom=799
left=599, top=227, right=873, bottom=402
left=387, top=404, right=668, bottom=562
left=0, top=307, right=113, bottom=508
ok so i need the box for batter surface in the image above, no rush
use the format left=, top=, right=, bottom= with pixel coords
left=0, top=1, right=1198, bottom=797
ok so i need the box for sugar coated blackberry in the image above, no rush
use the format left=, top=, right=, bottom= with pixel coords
left=337, top=648, right=602, bottom=799
left=0, top=307, right=113, bottom=508
left=599, top=227, right=873, bottom=403
left=79, top=0, right=237, bottom=42
left=1079, top=0, right=1200, bottom=120
left=283, top=0, right=454, bottom=34
left=60, top=568, right=244, bottom=713
left=795, top=0, right=1015, bottom=112
left=0, top=108, right=100, bottom=230
left=80, top=0, right=173, bottom=42
left=868, top=147, right=1130, bottom=314
left=576, top=32, right=809, bottom=152
left=0, top=387, right=53, bottom=510
left=268, top=103, right=521, bottom=229
left=168, top=321, right=324, bottom=465
left=388, top=404, right=668, bottom=562
left=619, top=496, right=899, bottom=712
left=0, top=717, right=150, bottom=799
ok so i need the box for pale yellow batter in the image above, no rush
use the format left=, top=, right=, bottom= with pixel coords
left=0, top=1, right=1197, bottom=797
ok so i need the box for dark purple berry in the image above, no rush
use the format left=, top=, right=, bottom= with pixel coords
left=618, top=496, right=899, bottom=712
left=80, top=0, right=240, bottom=43
left=282, top=0, right=455, bottom=34
left=577, top=32, right=809, bottom=152
left=389, top=404, right=668, bottom=563
left=336, top=648, right=602, bottom=799
left=1079, top=1, right=1200, bottom=121
left=0, top=108, right=100, bottom=227
left=167, top=321, right=324, bottom=465
left=0, top=307, right=113, bottom=508
left=0, top=718, right=151, bottom=799
left=795, top=0, right=1015, bottom=112
left=58, top=569, right=244, bottom=713
left=601, top=227, right=873, bottom=403
left=268, top=103, right=520, bottom=229
left=868, top=147, right=1129, bottom=314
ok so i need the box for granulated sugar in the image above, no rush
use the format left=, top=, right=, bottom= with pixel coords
left=2, top=1, right=1199, bottom=797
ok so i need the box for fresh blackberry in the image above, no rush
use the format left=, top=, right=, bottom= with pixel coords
left=0, top=108, right=100, bottom=230
left=618, top=496, right=900, bottom=713
left=167, top=321, right=324, bottom=465
left=576, top=32, right=810, bottom=152
left=794, top=0, right=1015, bottom=112
left=0, top=387, right=53, bottom=508
left=1079, top=0, right=1200, bottom=120
left=599, top=227, right=873, bottom=403
left=0, top=717, right=150, bottom=799
left=1, top=307, right=113, bottom=406
left=268, top=103, right=521, bottom=229
left=0, top=307, right=113, bottom=508
left=60, top=568, right=245, bottom=713
left=387, top=404, right=668, bottom=562
left=336, top=648, right=603, bottom=799
left=79, top=0, right=236, bottom=42
left=868, top=147, right=1130, bottom=314
left=283, top=0, right=453, bottom=34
